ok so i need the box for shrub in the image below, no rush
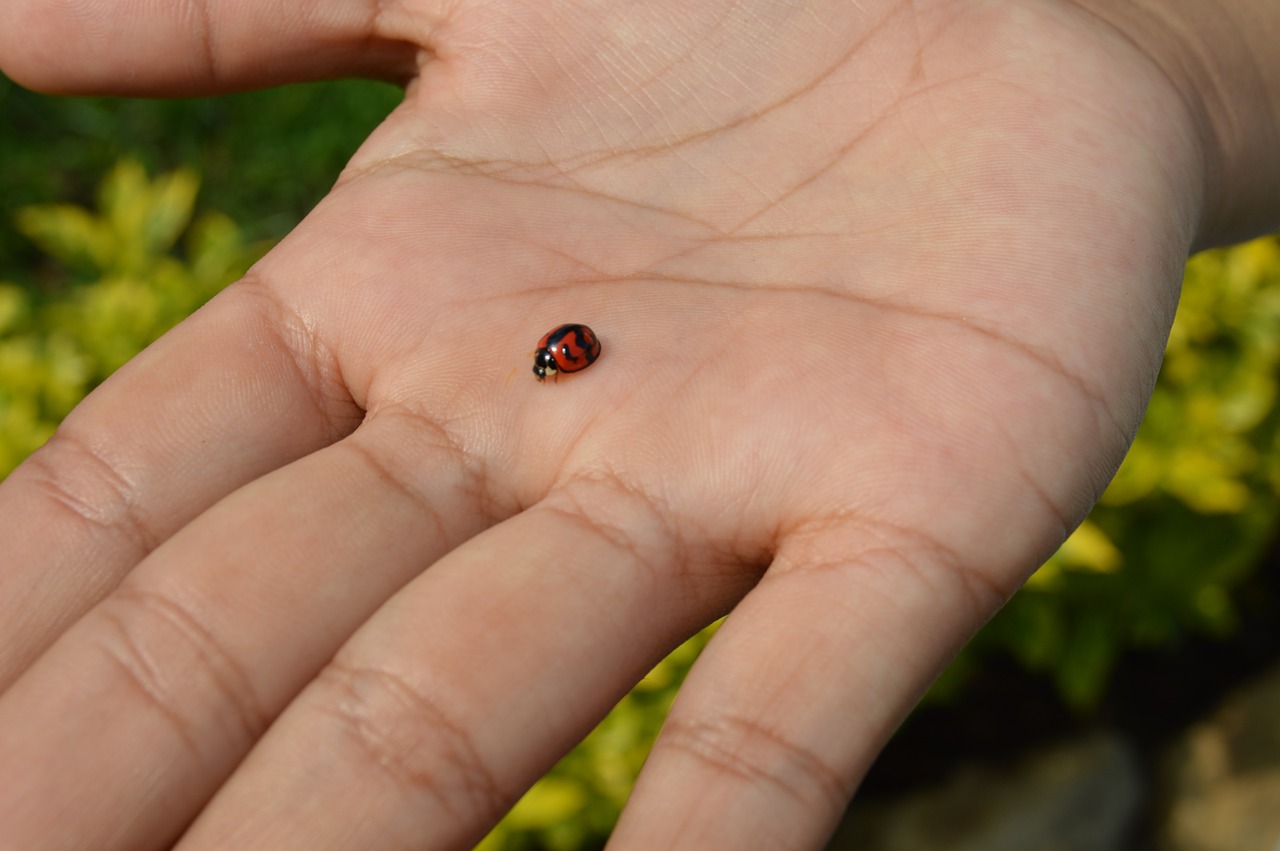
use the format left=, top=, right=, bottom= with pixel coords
left=0, top=74, right=401, bottom=270
left=0, top=160, right=265, bottom=474
left=955, top=235, right=1280, bottom=710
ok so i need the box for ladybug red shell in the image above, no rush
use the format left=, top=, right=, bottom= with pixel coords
left=533, top=324, right=602, bottom=382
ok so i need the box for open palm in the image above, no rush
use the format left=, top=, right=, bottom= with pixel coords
left=0, top=1, right=1201, bottom=848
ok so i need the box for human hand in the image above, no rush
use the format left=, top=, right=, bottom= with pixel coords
left=1, top=1, right=1274, bottom=848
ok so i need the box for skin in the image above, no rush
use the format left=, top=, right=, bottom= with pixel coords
left=0, top=0, right=1278, bottom=848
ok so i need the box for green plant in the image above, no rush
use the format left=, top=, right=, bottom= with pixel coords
left=949, top=235, right=1280, bottom=709
left=0, top=73, right=400, bottom=274
left=0, top=159, right=265, bottom=476
left=477, top=627, right=712, bottom=851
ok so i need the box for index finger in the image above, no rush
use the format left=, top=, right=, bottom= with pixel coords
left=0, top=284, right=360, bottom=687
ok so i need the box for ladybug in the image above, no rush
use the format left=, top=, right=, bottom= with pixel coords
left=533, top=323, right=602, bottom=382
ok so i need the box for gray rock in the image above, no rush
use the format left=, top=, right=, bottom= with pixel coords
left=827, top=733, right=1141, bottom=851
left=1157, top=662, right=1280, bottom=851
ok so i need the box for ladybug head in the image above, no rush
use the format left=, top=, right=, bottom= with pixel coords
left=533, top=350, right=558, bottom=382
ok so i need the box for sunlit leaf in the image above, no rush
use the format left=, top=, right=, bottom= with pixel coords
left=14, top=204, right=114, bottom=272
left=503, top=778, right=588, bottom=830
left=1053, top=519, right=1122, bottom=573
left=1, top=160, right=262, bottom=480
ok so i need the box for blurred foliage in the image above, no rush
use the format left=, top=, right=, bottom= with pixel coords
left=0, top=160, right=266, bottom=474
left=0, top=72, right=401, bottom=278
left=478, top=634, right=710, bottom=851
left=940, top=235, right=1280, bottom=710
left=4, top=72, right=1280, bottom=848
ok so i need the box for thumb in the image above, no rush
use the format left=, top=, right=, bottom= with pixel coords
left=0, top=0, right=430, bottom=96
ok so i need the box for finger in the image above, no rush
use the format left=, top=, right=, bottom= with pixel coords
left=0, top=0, right=429, bottom=96
left=0, top=405, right=489, bottom=850
left=0, top=283, right=360, bottom=689
left=175, top=481, right=753, bottom=851
left=608, top=521, right=1014, bottom=850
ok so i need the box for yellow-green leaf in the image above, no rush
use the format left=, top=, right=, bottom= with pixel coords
left=1053, top=520, right=1122, bottom=574
left=503, top=777, right=587, bottom=830
left=14, top=204, right=114, bottom=272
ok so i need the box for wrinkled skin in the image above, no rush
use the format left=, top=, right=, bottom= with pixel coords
left=0, top=1, right=1207, bottom=848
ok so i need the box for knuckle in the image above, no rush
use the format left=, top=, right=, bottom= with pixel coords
left=344, top=403, right=499, bottom=538
left=93, top=585, right=270, bottom=754
left=658, top=711, right=853, bottom=819
left=777, top=513, right=1009, bottom=620
left=544, top=472, right=683, bottom=587
left=23, top=425, right=159, bottom=558
left=563, top=469, right=761, bottom=603
left=314, top=662, right=507, bottom=822
left=231, top=275, right=363, bottom=437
